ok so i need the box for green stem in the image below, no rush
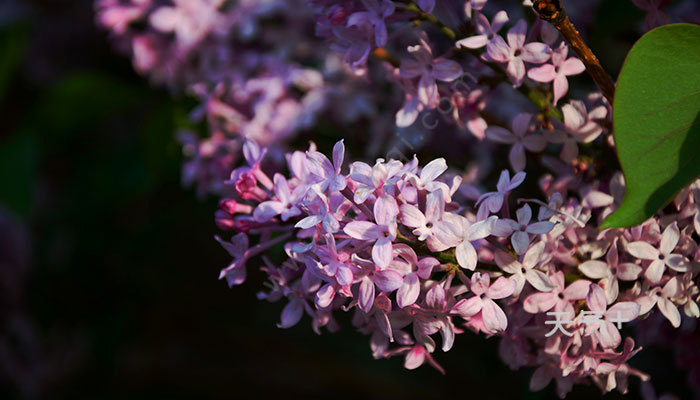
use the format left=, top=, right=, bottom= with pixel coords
left=402, top=2, right=457, bottom=40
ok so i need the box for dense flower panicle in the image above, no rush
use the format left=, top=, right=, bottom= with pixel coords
left=97, top=0, right=700, bottom=397
left=214, top=138, right=700, bottom=397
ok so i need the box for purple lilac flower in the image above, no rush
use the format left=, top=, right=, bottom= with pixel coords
left=527, top=42, right=585, bottom=105
left=486, top=20, right=550, bottom=87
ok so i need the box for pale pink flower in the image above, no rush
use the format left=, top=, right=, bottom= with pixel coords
left=523, top=271, right=590, bottom=316
left=344, top=195, right=399, bottom=268
left=500, top=204, right=555, bottom=255
left=486, top=113, right=546, bottom=171
left=452, top=88, right=489, bottom=139
left=294, top=190, right=341, bottom=233
left=315, top=234, right=355, bottom=286
left=150, top=0, right=223, bottom=48
left=400, top=191, right=461, bottom=251
left=626, top=222, right=689, bottom=283
left=306, top=139, right=347, bottom=193
left=586, top=284, right=641, bottom=348
left=400, top=345, right=445, bottom=373
left=486, top=20, right=550, bottom=87
left=475, top=169, right=526, bottom=220
left=413, top=284, right=459, bottom=351
left=495, top=241, right=555, bottom=295
left=389, top=245, right=439, bottom=308
left=452, top=215, right=496, bottom=270
left=547, top=100, right=607, bottom=162
left=216, top=233, right=250, bottom=287
left=400, top=39, right=463, bottom=106
left=456, top=11, right=509, bottom=49
left=647, top=277, right=683, bottom=327
left=349, top=159, right=407, bottom=204
left=403, top=158, right=457, bottom=203
left=579, top=239, right=642, bottom=304
left=453, top=272, right=515, bottom=333
left=527, top=42, right=585, bottom=105
left=252, top=174, right=303, bottom=222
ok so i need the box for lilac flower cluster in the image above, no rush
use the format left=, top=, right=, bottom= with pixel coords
left=97, top=0, right=377, bottom=197
left=96, top=0, right=602, bottom=196
left=215, top=137, right=700, bottom=397
left=96, top=0, right=700, bottom=396
left=96, top=0, right=700, bottom=195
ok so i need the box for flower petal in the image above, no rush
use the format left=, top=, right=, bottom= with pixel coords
left=452, top=296, right=483, bottom=317
left=456, top=240, right=478, bottom=270
left=527, top=64, right=556, bottom=83
left=482, top=298, right=508, bottom=332
left=586, top=284, right=607, bottom=312
left=432, top=59, right=463, bottom=81
left=374, top=269, right=403, bottom=292
left=563, top=280, right=591, bottom=300
left=657, top=297, right=681, bottom=328
left=372, top=237, right=394, bottom=268
left=523, top=292, right=557, bottom=313
left=524, top=269, right=555, bottom=292
left=277, top=300, right=304, bottom=328
left=659, top=222, right=680, bottom=255
left=400, top=204, right=426, bottom=228
left=627, top=241, right=659, bottom=260
left=487, top=276, right=516, bottom=299
left=420, top=158, right=448, bottom=183
left=644, top=259, right=665, bottom=283
left=397, top=273, right=420, bottom=308
left=359, top=277, right=375, bottom=312
left=579, top=260, right=610, bottom=279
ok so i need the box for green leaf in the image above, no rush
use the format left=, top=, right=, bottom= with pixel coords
left=601, top=23, right=700, bottom=229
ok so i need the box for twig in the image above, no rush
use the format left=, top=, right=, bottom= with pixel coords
left=533, top=0, right=616, bottom=104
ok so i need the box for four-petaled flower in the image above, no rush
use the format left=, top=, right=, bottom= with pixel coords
left=579, top=239, right=642, bottom=304
left=400, top=190, right=460, bottom=251
left=347, top=0, right=396, bottom=48
left=453, top=272, right=516, bottom=333
left=390, top=245, right=439, bottom=308
left=456, top=11, right=509, bottom=49
left=586, top=284, right=641, bottom=348
left=344, top=195, right=399, bottom=268
left=400, top=39, right=464, bottom=106
left=486, top=113, right=546, bottom=171
left=306, top=139, right=347, bottom=193
left=475, top=169, right=526, bottom=220
left=626, top=222, right=689, bottom=283
left=486, top=20, right=550, bottom=87
left=500, top=204, right=555, bottom=255
left=495, top=241, right=555, bottom=296
left=523, top=271, right=591, bottom=317
left=527, top=42, right=585, bottom=105
left=253, top=173, right=303, bottom=222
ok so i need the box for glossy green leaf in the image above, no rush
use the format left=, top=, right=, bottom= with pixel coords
left=601, top=23, right=700, bottom=228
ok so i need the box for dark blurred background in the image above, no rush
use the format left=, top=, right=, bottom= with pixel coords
left=0, top=1, right=695, bottom=399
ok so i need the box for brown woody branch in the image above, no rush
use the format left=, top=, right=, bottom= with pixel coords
left=533, top=0, right=616, bottom=105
